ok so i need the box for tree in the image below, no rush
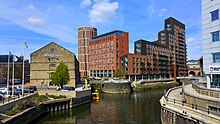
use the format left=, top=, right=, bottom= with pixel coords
left=50, top=61, right=70, bottom=88
left=114, top=68, right=127, bottom=79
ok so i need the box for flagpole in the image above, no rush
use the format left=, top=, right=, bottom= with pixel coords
left=12, top=54, right=14, bottom=96
left=7, top=53, right=10, bottom=95
left=22, top=43, right=25, bottom=96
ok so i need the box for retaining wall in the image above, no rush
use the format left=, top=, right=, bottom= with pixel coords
left=0, top=93, right=37, bottom=113
left=1, top=89, right=91, bottom=124
left=102, top=82, right=132, bottom=93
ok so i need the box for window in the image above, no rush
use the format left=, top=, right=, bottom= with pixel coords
left=213, top=53, right=220, bottom=63
left=211, top=31, right=219, bottom=42
left=211, top=9, right=219, bottom=21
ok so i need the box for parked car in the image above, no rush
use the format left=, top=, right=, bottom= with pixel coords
left=60, top=86, right=75, bottom=91
left=0, top=94, right=3, bottom=101
left=0, top=88, right=8, bottom=94
left=23, top=87, right=34, bottom=93
left=9, top=89, right=22, bottom=95
left=0, top=91, right=3, bottom=95
left=26, top=86, right=37, bottom=91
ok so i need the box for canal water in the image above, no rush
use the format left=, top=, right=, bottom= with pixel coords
left=35, top=89, right=165, bottom=124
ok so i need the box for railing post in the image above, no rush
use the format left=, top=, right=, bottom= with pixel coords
left=208, top=108, right=209, bottom=114
left=192, top=104, right=194, bottom=109
left=195, top=105, right=197, bottom=110
left=174, top=99, right=175, bottom=104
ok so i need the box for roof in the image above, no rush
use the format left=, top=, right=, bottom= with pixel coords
left=91, top=30, right=125, bottom=41
left=0, top=55, right=22, bottom=63
left=30, top=42, right=76, bottom=57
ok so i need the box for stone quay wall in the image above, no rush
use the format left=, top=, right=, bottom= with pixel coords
left=1, top=90, right=91, bottom=124
left=0, top=93, right=37, bottom=113
left=102, top=82, right=132, bottom=93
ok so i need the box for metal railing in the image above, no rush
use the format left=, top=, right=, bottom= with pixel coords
left=0, top=93, right=34, bottom=105
left=164, top=95, right=212, bottom=115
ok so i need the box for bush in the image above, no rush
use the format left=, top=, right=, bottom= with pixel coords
left=101, top=77, right=109, bottom=82
left=5, top=109, right=20, bottom=116
left=45, top=93, right=66, bottom=99
left=31, top=95, right=49, bottom=103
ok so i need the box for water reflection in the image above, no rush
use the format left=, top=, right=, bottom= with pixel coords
left=35, top=89, right=164, bottom=124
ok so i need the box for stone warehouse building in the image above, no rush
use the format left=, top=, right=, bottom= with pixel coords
left=30, top=42, right=80, bottom=89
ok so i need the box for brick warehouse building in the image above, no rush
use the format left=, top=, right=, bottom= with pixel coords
left=88, top=30, right=129, bottom=78
left=78, top=27, right=97, bottom=77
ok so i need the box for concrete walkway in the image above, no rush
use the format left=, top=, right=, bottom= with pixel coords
left=160, top=84, right=220, bottom=124
left=184, top=84, right=220, bottom=102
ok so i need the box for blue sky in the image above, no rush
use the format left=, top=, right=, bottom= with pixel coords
left=0, top=0, right=202, bottom=60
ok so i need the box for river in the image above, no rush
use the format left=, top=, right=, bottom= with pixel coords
left=35, top=89, right=165, bottom=124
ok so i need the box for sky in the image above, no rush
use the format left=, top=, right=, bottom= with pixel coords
left=0, top=0, right=202, bottom=60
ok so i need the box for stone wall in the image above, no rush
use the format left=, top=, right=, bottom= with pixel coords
left=102, top=82, right=132, bottom=93
left=0, top=93, right=36, bottom=113
left=38, top=90, right=76, bottom=98
left=1, top=90, right=91, bottom=124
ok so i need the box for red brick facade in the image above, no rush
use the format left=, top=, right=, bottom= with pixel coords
left=88, top=30, right=129, bottom=77
left=78, top=27, right=97, bottom=77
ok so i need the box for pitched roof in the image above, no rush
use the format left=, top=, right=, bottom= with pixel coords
left=30, top=42, right=76, bottom=57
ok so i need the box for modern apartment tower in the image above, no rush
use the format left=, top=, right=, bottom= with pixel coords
left=202, top=0, right=220, bottom=86
left=78, top=27, right=97, bottom=77
left=132, top=17, right=187, bottom=80
left=134, top=39, right=171, bottom=79
left=158, top=17, right=187, bottom=79
left=89, top=30, right=129, bottom=78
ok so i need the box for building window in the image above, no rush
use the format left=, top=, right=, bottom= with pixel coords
left=211, top=9, right=219, bottom=21
left=211, top=31, right=219, bottom=42
left=213, top=53, right=220, bottom=63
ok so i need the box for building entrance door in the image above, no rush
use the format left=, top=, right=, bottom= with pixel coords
left=41, top=82, right=45, bottom=89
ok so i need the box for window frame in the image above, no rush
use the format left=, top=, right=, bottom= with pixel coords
left=210, top=9, right=219, bottom=21
left=211, top=31, right=219, bottom=42
left=213, top=52, right=220, bottom=63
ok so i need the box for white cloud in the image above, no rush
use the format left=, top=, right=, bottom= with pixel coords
left=24, top=17, right=46, bottom=26
left=146, top=5, right=167, bottom=17
left=26, top=4, right=35, bottom=11
left=186, top=36, right=194, bottom=44
left=89, top=1, right=119, bottom=23
left=80, top=0, right=119, bottom=23
left=80, top=0, right=92, bottom=8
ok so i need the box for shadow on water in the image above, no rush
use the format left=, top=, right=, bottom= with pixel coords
left=34, top=88, right=166, bottom=124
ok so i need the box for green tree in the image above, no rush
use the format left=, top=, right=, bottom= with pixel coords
left=50, top=61, right=70, bottom=88
left=114, top=68, right=127, bottom=79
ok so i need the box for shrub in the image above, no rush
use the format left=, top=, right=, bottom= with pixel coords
left=5, top=109, right=20, bottom=116
left=31, top=95, right=49, bottom=103
left=45, top=94, right=66, bottom=99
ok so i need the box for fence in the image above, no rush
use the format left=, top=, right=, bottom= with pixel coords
left=0, top=93, right=35, bottom=105
left=164, top=95, right=211, bottom=114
